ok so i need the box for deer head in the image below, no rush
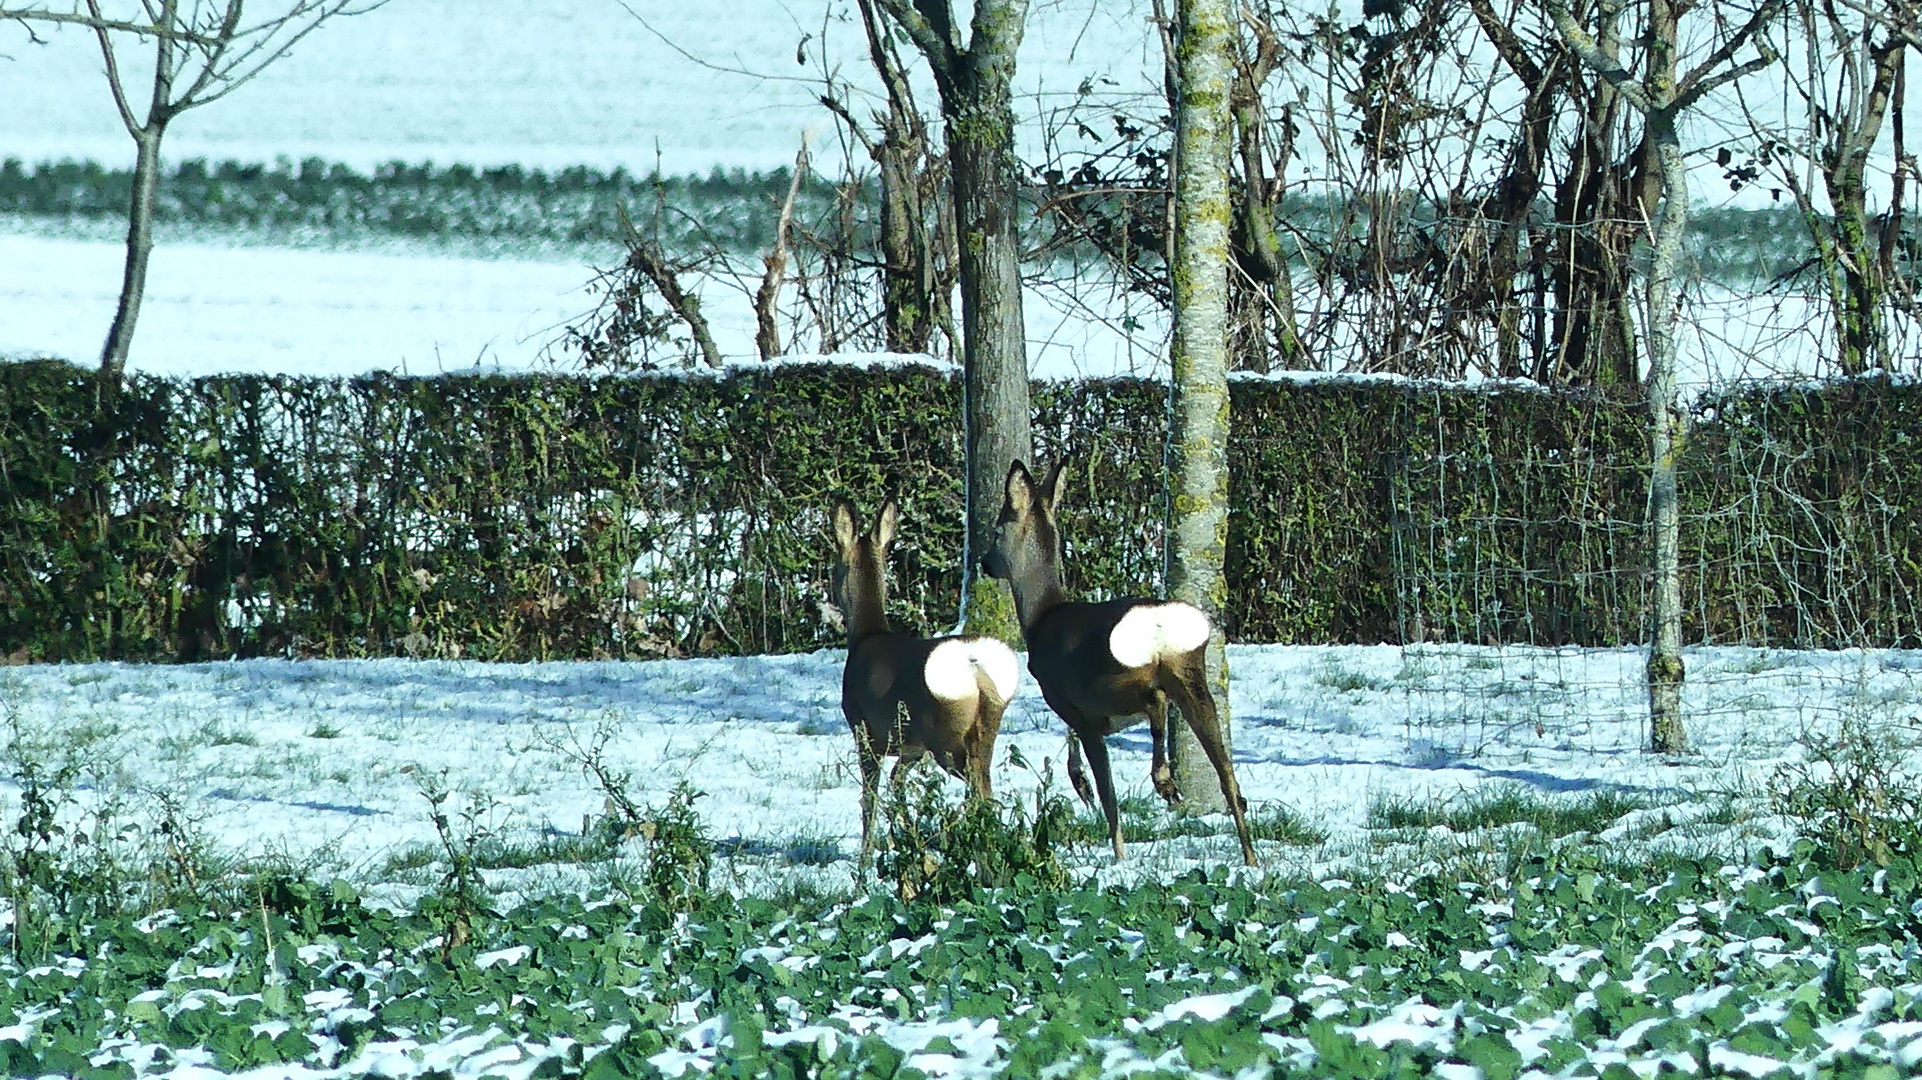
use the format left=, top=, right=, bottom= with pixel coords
left=831, top=496, right=897, bottom=643
left=981, top=459, right=1068, bottom=630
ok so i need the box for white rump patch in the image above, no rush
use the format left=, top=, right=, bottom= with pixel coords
left=924, top=637, right=1021, bottom=703
left=1108, top=603, right=1212, bottom=669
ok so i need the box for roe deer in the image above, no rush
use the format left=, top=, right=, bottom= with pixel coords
left=830, top=496, right=1020, bottom=871
left=981, top=460, right=1256, bottom=865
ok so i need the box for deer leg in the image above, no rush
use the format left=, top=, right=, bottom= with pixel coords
left=1075, top=728, right=1126, bottom=861
left=964, top=722, right=996, bottom=804
left=1066, top=733, right=1095, bottom=808
left=1147, top=688, right=1180, bottom=805
left=855, top=746, right=883, bottom=878
left=1165, top=658, right=1257, bottom=866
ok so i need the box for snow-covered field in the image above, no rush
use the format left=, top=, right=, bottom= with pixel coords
left=3, top=640, right=1897, bottom=900
left=0, top=0, right=1851, bottom=381
left=0, top=3, right=1898, bottom=888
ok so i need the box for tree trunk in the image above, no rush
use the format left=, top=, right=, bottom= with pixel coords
left=940, top=0, right=1034, bottom=643
left=1643, top=1, right=1686, bottom=755
left=100, top=124, right=165, bottom=388
left=1821, top=36, right=1900, bottom=376
left=855, top=0, right=943, bottom=355
left=1166, top=0, right=1234, bottom=810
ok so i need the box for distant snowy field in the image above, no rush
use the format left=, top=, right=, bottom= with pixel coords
left=0, top=0, right=1833, bottom=380
left=1, top=641, right=1888, bottom=898
left=0, top=0, right=1175, bottom=376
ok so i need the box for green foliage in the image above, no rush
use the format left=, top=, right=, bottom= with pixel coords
left=1369, top=783, right=1658, bottom=838
left=1688, top=377, right=1922, bottom=646
left=0, top=844, right=1919, bottom=1076
left=410, top=766, right=499, bottom=962
left=877, top=755, right=1071, bottom=904
left=9, top=362, right=1922, bottom=658
left=638, top=782, right=713, bottom=913
left=1770, top=712, right=1922, bottom=869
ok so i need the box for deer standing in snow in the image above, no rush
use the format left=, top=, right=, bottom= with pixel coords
left=830, top=497, right=1021, bottom=871
left=981, top=460, right=1256, bottom=865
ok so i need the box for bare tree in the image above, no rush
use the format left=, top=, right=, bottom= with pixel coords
left=818, top=0, right=957, bottom=357
left=1550, top=0, right=1782, bottom=754
left=1740, top=0, right=1906, bottom=375
left=1165, top=0, right=1236, bottom=810
left=870, top=0, right=1033, bottom=641
left=3, top=0, right=389, bottom=387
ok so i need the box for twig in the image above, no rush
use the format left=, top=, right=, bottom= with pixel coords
left=755, top=136, right=812, bottom=360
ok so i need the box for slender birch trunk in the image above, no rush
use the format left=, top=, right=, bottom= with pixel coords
left=1166, top=0, right=1235, bottom=808
left=1551, top=0, right=1780, bottom=754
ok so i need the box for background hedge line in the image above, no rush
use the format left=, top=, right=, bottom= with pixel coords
left=1, top=360, right=1915, bottom=662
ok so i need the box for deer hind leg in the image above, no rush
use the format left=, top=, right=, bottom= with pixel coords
left=963, top=704, right=1000, bottom=804
left=1162, top=655, right=1258, bottom=866
left=1065, top=733, right=1095, bottom=807
left=1146, top=687, right=1180, bottom=805
left=1073, top=727, right=1126, bottom=861
left=855, top=745, right=884, bottom=878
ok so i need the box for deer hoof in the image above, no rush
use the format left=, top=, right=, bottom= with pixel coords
left=1152, top=764, right=1180, bottom=803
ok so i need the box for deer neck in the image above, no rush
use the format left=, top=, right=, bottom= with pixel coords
left=846, top=555, right=892, bottom=645
left=1005, top=552, right=1069, bottom=637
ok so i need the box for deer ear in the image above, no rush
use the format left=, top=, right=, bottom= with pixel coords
left=1040, top=460, right=1068, bottom=513
left=874, top=498, right=899, bottom=552
left=831, top=499, right=859, bottom=552
left=1004, top=459, right=1034, bottom=511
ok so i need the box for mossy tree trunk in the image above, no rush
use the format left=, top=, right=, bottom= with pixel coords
left=873, top=0, right=1033, bottom=644
left=1166, top=0, right=1235, bottom=809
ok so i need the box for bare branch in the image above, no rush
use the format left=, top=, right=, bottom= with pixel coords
left=0, top=4, right=220, bottom=42
left=179, top=1, right=393, bottom=112
left=870, top=0, right=957, bottom=90
left=1831, top=0, right=1922, bottom=52
left=83, top=0, right=140, bottom=135
left=1674, top=0, right=1784, bottom=111
left=755, top=138, right=812, bottom=360
left=1546, top=2, right=1654, bottom=113
left=618, top=212, right=727, bottom=370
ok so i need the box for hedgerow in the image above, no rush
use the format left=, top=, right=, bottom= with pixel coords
left=8, top=361, right=1922, bottom=660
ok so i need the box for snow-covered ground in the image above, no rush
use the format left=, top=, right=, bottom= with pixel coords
left=0, top=641, right=1896, bottom=899
left=0, top=229, right=1168, bottom=379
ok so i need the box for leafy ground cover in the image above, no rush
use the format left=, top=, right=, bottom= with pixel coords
left=3, top=849, right=1919, bottom=1078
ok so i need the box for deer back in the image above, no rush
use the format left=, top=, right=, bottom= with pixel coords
left=1024, top=597, right=1211, bottom=725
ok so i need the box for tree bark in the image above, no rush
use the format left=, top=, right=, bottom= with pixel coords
left=100, top=124, right=165, bottom=388
left=1644, top=108, right=1688, bottom=755
left=874, top=0, right=1034, bottom=642
left=1166, top=0, right=1234, bottom=810
left=1639, top=0, right=1688, bottom=754
left=855, top=0, right=944, bottom=355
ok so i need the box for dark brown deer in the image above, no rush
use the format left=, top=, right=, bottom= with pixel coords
left=831, top=496, right=1020, bottom=871
left=981, top=460, right=1256, bottom=865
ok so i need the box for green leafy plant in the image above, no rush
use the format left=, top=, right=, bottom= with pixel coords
left=638, top=781, right=712, bottom=912
left=877, top=748, right=1071, bottom=904
left=409, top=766, right=499, bottom=962
left=1770, top=712, right=1922, bottom=868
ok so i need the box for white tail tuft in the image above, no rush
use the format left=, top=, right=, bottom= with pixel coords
left=925, top=637, right=1021, bottom=702
left=1108, top=603, right=1211, bottom=669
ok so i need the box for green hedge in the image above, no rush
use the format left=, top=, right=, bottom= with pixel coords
left=2, top=360, right=1917, bottom=661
